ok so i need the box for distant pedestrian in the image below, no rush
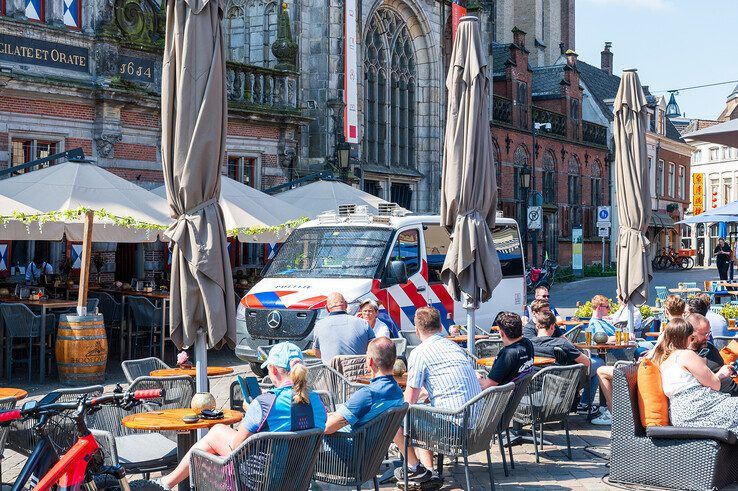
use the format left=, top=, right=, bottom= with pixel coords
left=313, top=292, right=375, bottom=364
left=714, top=237, right=732, bottom=281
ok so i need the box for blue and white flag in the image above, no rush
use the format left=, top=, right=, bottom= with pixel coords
left=25, top=0, right=42, bottom=21
left=63, top=0, right=80, bottom=28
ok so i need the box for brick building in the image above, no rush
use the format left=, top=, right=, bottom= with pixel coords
left=0, top=1, right=305, bottom=274
left=490, top=30, right=609, bottom=266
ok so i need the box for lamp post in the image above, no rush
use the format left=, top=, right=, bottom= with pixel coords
left=530, top=122, right=551, bottom=267
left=521, top=164, right=531, bottom=264
left=336, top=140, right=351, bottom=181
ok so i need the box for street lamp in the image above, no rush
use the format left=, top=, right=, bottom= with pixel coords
left=336, top=141, right=351, bottom=181
left=521, top=165, right=531, bottom=263
left=530, top=121, right=551, bottom=267
left=521, top=165, right=531, bottom=189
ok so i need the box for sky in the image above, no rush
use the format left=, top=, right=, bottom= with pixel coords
left=576, top=0, right=738, bottom=121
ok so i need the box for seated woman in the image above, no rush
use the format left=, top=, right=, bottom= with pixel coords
left=654, top=318, right=738, bottom=429
left=156, top=342, right=327, bottom=490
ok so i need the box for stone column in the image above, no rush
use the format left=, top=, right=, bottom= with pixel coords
left=44, top=0, right=66, bottom=27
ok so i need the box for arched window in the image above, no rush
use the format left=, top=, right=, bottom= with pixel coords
left=363, top=9, right=417, bottom=168
left=513, top=146, right=528, bottom=203
left=492, top=138, right=502, bottom=190
left=542, top=150, right=556, bottom=204
left=591, top=160, right=602, bottom=207
left=567, top=156, right=582, bottom=235
left=224, top=0, right=279, bottom=66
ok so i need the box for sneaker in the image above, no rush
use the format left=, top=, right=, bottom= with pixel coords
left=151, top=478, right=171, bottom=490
left=577, top=402, right=599, bottom=413
left=591, top=409, right=612, bottom=426
left=427, top=472, right=444, bottom=486
left=394, top=464, right=433, bottom=483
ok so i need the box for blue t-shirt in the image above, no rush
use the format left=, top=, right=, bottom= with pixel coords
left=586, top=318, right=616, bottom=336
left=242, top=384, right=327, bottom=433
left=336, top=374, right=404, bottom=431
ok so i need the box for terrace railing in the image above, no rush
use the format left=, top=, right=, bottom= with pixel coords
left=226, top=62, right=298, bottom=112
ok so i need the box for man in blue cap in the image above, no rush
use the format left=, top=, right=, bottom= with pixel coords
left=157, top=342, right=326, bottom=490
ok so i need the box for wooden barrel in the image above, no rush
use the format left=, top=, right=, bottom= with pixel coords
left=56, top=313, right=108, bottom=386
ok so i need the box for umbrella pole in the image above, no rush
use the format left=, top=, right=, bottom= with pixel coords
left=627, top=303, right=635, bottom=338
left=195, top=328, right=208, bottom=439
left=466, top=307, right=476, bottom=356
left=77, top=210, right=94, bottom=315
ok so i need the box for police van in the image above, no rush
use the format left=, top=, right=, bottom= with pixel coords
left=235, top=206, right=525, bottom=374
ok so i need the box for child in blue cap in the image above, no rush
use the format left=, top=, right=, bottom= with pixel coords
left=157, top=342, right=326, bottom=490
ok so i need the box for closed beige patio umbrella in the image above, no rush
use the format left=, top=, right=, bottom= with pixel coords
left=440, top=16, right=502, bottom=355
left=614, top=69, right=652, bottom=325
left=161, top=0, right=235, bottom=400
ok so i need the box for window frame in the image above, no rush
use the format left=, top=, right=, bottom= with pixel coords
left=656, top=159, right=664, bottom=197
left=668, top=162, right=675, bottom=197
left=389, top=227, right=421, bottom=279
left=63, top=0, right=82, bottom=30
left=10, top=137, right=61, bottom=174
left=224, top=154, right=258, bottom=187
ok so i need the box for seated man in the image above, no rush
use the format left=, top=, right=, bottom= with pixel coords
left=587, top=295, right=617, bottom=336
left=324, top=337, right=404, bottom=434
left=522, top=299, right=563, bottom=339
left=696, top=293, right=730, bottom=338
left=610, top=297, right=643, bottom=334
left=532, top=311, right=598, bottom=414
left=480, top=312, right=534, bottom=389
left=393, top=307, right=481, bottom=485
left=313, top=292, right=375, bottom=364
left=523, top=285, right=560, bottom=320
left=156, top=343, right=327, bottom=490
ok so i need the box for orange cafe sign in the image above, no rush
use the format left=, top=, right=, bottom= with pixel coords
left=692, top=173, right=704, bottom=215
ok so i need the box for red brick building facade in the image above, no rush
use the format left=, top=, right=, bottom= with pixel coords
left=490, top=29, right=610, bottom=266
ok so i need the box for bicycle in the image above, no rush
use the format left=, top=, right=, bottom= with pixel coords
left=652, top=247, right=694, bottom=270
left=0, top=386, right=166, bottom=491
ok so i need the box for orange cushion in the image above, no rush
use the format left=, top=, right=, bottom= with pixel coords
left=636, top=359, right=670, bottom=427
left=728, top=340, right=738, bottom=355
left=720, top=347, right=738, bottom=365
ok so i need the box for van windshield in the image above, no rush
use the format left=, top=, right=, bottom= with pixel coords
left=264, top=226, right=393, bottom=279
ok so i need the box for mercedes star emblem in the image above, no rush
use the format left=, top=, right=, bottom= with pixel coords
left=267, top=310, right=282, bottom=329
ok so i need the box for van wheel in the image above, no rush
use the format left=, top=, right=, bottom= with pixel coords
left=249, top=362, right=267, bottom=377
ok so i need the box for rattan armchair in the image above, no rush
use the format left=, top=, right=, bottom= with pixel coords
left=7, top=385, right=103, bottom=457
left=475, top=338, right=503, bottom=358
left=512, top=364, right=585, bottom=462
left=121, top=356, right=171, bottom=383
left=189, top=428, right=324, bottom=491
left=609, top=363, right=738, bottom=490
left=496, top=371, right=533, bottom=476
left=402, top=383, right=515, bottom=491
left=87, top=376, right=195, bottom=474
left=314, top=403, right=407, bottom=490
left=126, top=296, right=163, bottom=359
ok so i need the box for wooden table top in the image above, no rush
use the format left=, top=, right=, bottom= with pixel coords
left=557, top=320, right=586, bottom=326
left=0, top=297, right=77, bottom=308
left=303, top=348, right=318, bottom=358
left=669, top=288, right=703, bottom=293
left=575, top=343, right=636, bottom=350
left=150, top=366, right=234, bottom=378
left=446, top=334, right=489, bottom=343
left=356, top=373, right=407, bottom=389
left=645, top=332, right=661, bottom=338
left=121, top=408, right=243, bottom=431
left=721, top=283, right=738, bottom=288
left=476, top=356, right=555, bottom=368
left=0, top=388, right=28, bottom=400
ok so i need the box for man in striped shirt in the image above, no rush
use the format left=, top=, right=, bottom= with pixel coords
left=393, top=307, right=481, bottom=485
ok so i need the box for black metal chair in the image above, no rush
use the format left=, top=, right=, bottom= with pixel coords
left=609, top=363, right=738, bottom=490
left=512, top=364, right=586, bottom=462
left=121, top=356, right=170, bottom=383
left=0, top=303, right=54, bottom=381
left=0, top=396, right=16, bottom=478
left=402, top=383, right=515, bottom=491
left=126, top=296, right=162, bottom=359
left=314, top=403, right=408, bottom=490
left=496, top=371, right=533, bottom=476
left=189, top=428, right=324, bottom=491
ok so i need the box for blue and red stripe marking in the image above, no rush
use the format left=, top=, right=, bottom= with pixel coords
left=243, top=291, right=296, bottom=309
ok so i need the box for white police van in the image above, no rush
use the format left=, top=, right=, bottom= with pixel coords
left=235, top=207, right=525, bottom=374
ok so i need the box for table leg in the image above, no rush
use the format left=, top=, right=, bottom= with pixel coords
left=176, top=431, right=195, bottom=491
left=161, top=298, right=168, bottom=360
left=40, top=307, right=46, bottom=383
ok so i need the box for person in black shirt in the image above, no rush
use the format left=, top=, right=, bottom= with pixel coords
left=480, top=312, right=534, bottom=388
left=714, top=237, right=732, bottom=281
left=686, top=313, right=738, bottom=396
left=522, top=299, right=563, bottom=339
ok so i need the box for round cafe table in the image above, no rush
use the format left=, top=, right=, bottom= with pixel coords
left=575, top=343, right=635, bottom=358
left=122, top=408, right=242, bottom=491
left=446, top=334, right=489, bottom=344
left=356, top=373, right=407, bottom=389
left=0, top=388, right=28, bottom=400
left=149, top=366, right=234, bottom=378
left=476, top=356, right=555, bottom=368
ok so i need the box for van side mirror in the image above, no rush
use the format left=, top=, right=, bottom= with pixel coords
left=384, top=260, right=408, bottom=287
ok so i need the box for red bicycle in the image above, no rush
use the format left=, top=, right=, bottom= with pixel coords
left=0, top=387, right=166, bottom=491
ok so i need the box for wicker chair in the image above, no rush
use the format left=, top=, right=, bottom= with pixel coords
left=87, top=376, right=195, bottom=473
left=189, top=428, right=324, bottom=491
left=0, top=303, right=55, bottom=381
left=314, top=403, right=408, bottom=490
left=121, top=356, right=171, bottom=383
left=475, top=338, right=503, bottom=358
left=7, top=385, right=103, bottom=457
left=512, top=364, right=585, bottom=462
left=712, top=336, right=735, bottom=350
left=402, top=383, right=515, bottom=491
left=390, top=337, right=407, bottom=358
left=562, top=325, right=582, bottom=344
left=305, top=363, right=363, bottom=406
left=0, top=396, right=16, bottom=478
left=126, top=296, right=163, bottom=359
left=330, top=355, right=369, bottom=382
left=229, top=376, right=262, bottom=412
left=399, top=330, right=421, bottom=357
left=609, top=363, right=738, bottom=490
left=496, top=371, right=533, bottom=476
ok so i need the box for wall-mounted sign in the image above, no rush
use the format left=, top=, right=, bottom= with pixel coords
left=343, top=0, right=358, bottom=143
left=118, top=55, right=155, bottom=83
left=0, top=33, right=89, bottom=73
left=692, top=173, right=704, bottom=215
left=572, top=227, right=583, bottom=276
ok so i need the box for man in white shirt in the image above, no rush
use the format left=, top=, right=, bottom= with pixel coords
left=696, top=293, right=730, bottom=338
left=25, top=256, right=53, bottom=285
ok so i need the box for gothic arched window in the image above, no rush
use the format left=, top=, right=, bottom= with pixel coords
left=363, top=9, right=417, bottom=168
left=224, top=0, right=279, bottom=66
left=567, top=156, right=582, bottom=234
left=542, top=151, right=556, bottom=204
left=591, top=160, right=603, bottom=207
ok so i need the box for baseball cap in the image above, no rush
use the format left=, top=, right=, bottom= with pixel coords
left=260, top=342, right=303, bottom=370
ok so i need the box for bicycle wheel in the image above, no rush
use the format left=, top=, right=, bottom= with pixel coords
left=93, top=475, right=167, bottom=490
left=680, top=257, right=695, bottom=270
left=656, top=256, right=670, bottom=270
left=651, top=257, right=662, bottom=270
